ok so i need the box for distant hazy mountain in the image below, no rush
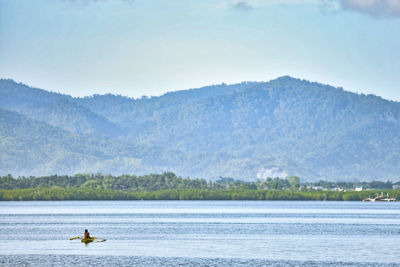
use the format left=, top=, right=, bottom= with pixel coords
left=1, top=77, right=399, bottom=181
left=0, top=108, right=182, bottom=176
left=0, top=80, right=122, bottom=138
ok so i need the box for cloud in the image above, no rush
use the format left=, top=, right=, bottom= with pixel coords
left=336, top=0, right=400, bottom=18
left=231, top=1, right=253, bottom=11
left=61, top=0, right=135, bottom=4
left=228, top=0, right=400, bottom=18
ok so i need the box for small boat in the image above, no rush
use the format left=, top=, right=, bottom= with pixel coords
left=362, top=193, right=397, bottom=202
left=70, top=236, right=107, bottom=243
left=81, top=237, right=95, bottom=243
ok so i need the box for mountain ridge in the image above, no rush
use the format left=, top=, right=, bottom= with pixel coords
left=1, top=76, right=399, bottom=181
left=0, top=80, right=123, bottom=138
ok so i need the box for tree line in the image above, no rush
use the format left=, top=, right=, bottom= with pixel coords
left=1, top=173, right=398, bottom=191
left=1, top=188, right=399, bottom=201
left=0, top=172, right=399, bottom=201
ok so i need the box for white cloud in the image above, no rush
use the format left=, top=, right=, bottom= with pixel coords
left=227, top=0, right=400, bottom=18
left=231, top=1, right=253, bottom=11
left=335, top=0, right=400, bottom=17
left=61, top=0, right=135, bottom=4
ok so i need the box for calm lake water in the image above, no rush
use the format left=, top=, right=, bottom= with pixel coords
left=1, top=200, right=400, bottom=266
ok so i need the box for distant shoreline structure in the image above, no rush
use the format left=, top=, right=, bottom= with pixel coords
left=362, top=192, right=397, bottom=202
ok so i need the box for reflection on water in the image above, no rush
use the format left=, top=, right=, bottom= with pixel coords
left=1, top=201, right=399, bottom=266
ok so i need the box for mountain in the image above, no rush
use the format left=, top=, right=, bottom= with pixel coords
left=1, top=77, right=399, bottom=181
left=0, top=80, right=122, bottom=138
left=74, top=82, right=253, bottom=133
left=0, top=108, right=181, bottom=176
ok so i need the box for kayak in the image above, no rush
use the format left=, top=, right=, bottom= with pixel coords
left=81, top=237, right=95, bottom=243
left=70, top=236, right=107, bottom=243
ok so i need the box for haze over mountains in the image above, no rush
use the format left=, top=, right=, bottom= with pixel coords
left=1, top=77, right=399, bottom=181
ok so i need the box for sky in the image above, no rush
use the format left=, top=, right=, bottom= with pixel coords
left=0, top=0, right=399, bottom=100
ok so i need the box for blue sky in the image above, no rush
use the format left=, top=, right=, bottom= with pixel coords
left=0, top=0, right=399, bottom=100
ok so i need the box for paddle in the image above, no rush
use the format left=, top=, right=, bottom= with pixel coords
left=70, top=236, right=83, bottom=240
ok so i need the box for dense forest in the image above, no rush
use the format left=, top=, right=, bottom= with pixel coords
left=1, top=77, right=400, bottom=180
left=1, top=173, right=399, bottom=201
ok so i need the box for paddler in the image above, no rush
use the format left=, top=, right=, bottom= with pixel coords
left=84, top=229, right=90, bottom=239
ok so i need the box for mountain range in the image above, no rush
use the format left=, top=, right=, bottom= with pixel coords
left=1, top=76, right=399, bottom=181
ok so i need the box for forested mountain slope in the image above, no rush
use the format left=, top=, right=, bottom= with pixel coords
left=0, top=108, right=177, bottom=176
left=0, top=80, right=122, bottom=138
left=74, top=82, right=252, bottom=130
left=1, top=77, right=399, bottom=181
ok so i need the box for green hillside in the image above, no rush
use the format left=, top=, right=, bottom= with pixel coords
left=0, top=108, right=179, bottom=176
left=1, top=77, right=399, bottom=181
left=0, top=80, right=122, bottom=138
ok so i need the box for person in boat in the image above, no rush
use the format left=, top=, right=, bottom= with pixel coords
left=84, top=229, right=90, bottom=239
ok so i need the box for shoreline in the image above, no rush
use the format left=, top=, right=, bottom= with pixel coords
left=1, top=188, right=398, bottom=201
